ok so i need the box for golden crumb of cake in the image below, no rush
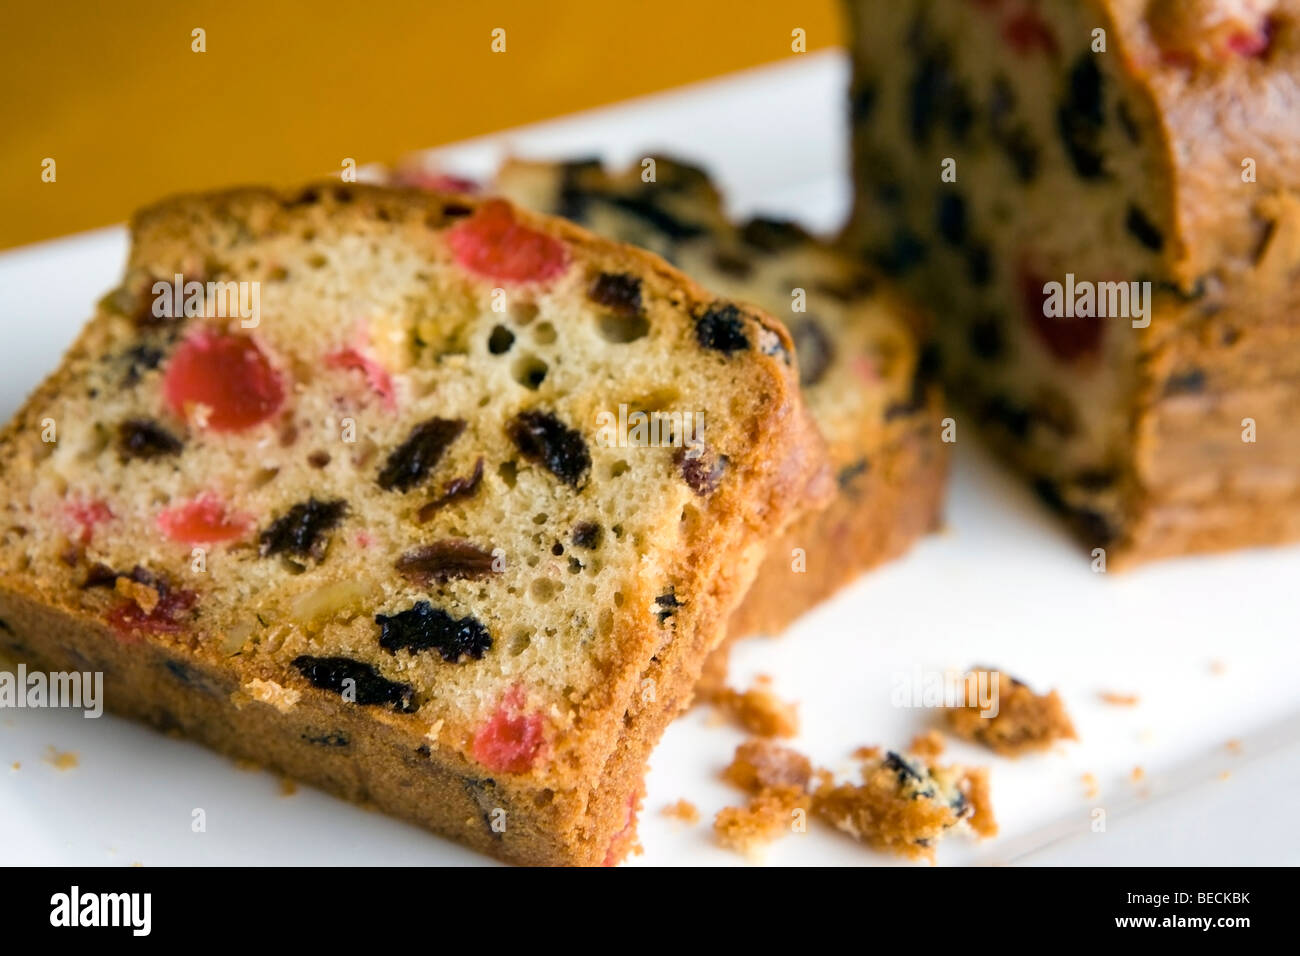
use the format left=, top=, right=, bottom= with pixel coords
left=851, top=745, right=882, bottom=761
left=1226, top=739, right=1243, bottom=754
left=945, top=669, right=1077, bottom=756
left=713, top=785, right=808, bottom=857
left=10, top=761, right=19, bottom=771
left=723, top=739, right=814, bottom=794
left=1098, top=691, right=1139, bottom=706
left=1082, top=772, right=1100, bottom=799
left=279, top=777, right=298, bottom=797
left=908, top=729, right=946, bottom=758
left=1131, top=765, right=1146, bottom=782
left=710, top=680, right=799, bottom=738
left=661, top=799, right=700, bottom=824
left=1218, top=770, right=1232, bottom=781
left=1209, top=660, right=1228, bottom=676
left=44, top=747, right=78, bottom=771
left=232, top=757, right=262, bottom=773
left=813, top=750, right=997, bottom=863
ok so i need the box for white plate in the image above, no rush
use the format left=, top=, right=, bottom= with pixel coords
left=2, top=52, right=1298, bottom=866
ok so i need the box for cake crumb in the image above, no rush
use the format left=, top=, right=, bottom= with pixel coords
left=1225, top=738, right=1243, bottom=754
left=232, top=757, right=262, bottom=773
left=945, top=668, right=1077, bottom=755
left=908, top=730, right=945, bottom=758
left=1131, top=765, right=1145, bottom=783
left=851, top=745, right=882, bottom=761
left=714, top=786, right=808, bottom=858
left=1209, top=659, right=1228, bottom=676
left=278, top=776, right=298, bottom=797
left=10, top=761, right=19, bottom=771
left=661, top=799, right=700, bottom=824
left=1082, top=772, right=1100, bottom=799
left=1098, top=691, right=1139, bottom=706
left=44, top=747, right=78, bottom=771
left=814, top=751, right=996, bottom=862
left=1218, top=770, right=1232, bottom=781
left=723, top=738, right=813, bottom=793
left=710, top=679, right=799, bottom=738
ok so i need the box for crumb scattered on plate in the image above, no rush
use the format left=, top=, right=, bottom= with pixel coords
left=708, top=677, right=799, bottom=738
left=1131, top=765, right=1145, bottom=783
left=1225, top=739, right=1243, bottom=754
left=661, top=799, right=700, bottom=824
left=1098, top=691, right=1139, bottom=706
left=908, top=729, right=945, bottom=758
left=44, top=747, right=78, bottom=771
left=1082, top=772, right=1099, bottom=799
left=278, top=777, right=298, bottom=797
left=945, top=668, right=1076, bottom=756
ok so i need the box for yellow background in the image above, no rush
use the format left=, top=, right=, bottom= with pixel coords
left=0, top=0, right=840, bottom=250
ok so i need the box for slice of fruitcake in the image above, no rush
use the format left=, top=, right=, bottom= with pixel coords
left=843, top=0, right=1300, bottom=564
left=0, top=183, right=829, bottom=866
left=492, top=156, right=948, bottom=653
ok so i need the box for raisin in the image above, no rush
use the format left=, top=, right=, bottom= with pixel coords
left=302, top=731, right=349, bottom=747
left=969, top=315, right=1005, bottom=360
left=416, top=457, right=485, bottom=522
left=851, top=78, right=878, bottom=122
left=966, top=242, right=994, bottom=286
left=1074, top=469, right=1117, bottom=491
left=983, top=395, right=1033, bottom=440
left=999, top=125, right=1041, bottom=182
left=83, top=563, right=168, bottom=593
left=291, top=655, right=416, bottom=712
left=674, top=445, right=728, bottom=496
left=396, top=540, right=496, bottom=583
left=1125, top=204, right=1165, bottom=251
left=789, top=318, right=835, bottom=387
left=1032, top=475, right=1068, bottom=513
left=873, top=227, right=928, bottom=276
left=909, top=49, right=974, bottom=145
left=837, top=459, right=870, bottom=489
left=654, top=590, right=683, bottom=625
left=711, top=250, right=753, bottom=278
left=551, top=541, right=564, bottom=556
left=588, top=272, right=644, bottom=317
left=694, top=302, right=750, bottom=353
left=556, top=158, right=602, bottom=222
left=259, top=497, right=347, bottom=559
left=507, top=410, right=591, bottom=488
left=1165, top=368, right=1207, bottom=395
left=603, top=193, right=704, bottom=240
left=164, top=660, right=198, bottom=685
left=739, top=217, right=808, bottom=253
left=1057, top=55, right=1108, bottom=179
left=572, top=522, right=602, bottom=549
left=884, top=751, right=926, bottom=786
left=376, top=600, right=492, bottom=662
left=122, top=344, right=165, bottom=386
left=118, top=419, right=183, bottom=460
left=377, top=417, right=466, bottom=492
left=488, top=325, right=515, bottom=354
left=307, top=450, right=331, bottom=468
left=936, top=192, right=967, bottom=245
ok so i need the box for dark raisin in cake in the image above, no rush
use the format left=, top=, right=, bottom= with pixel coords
left=0, top=183, right=830, bottom=865
left=843, top=0, right=1300, bottom=564
left=490, top=155, right=948, bottom=666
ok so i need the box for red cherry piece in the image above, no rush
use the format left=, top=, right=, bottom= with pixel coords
left=108, top=589, right=197, bottom=639
left=163, top=331, right=285, bottom=432
left=66, top=497, right=113, bottom=545
left=1020, top=267, right=1104, bottom=363
left=326, top=346, right=397, bottom=411
left=1226, top=21, right=1273, bottom=58
left=1002, top=10, right=1059, bottom=56
left=447, top=200, right=568, bottom=283
left=472, top=685, right=545, bottom=773
left=158, top=494, right=251, bottom=544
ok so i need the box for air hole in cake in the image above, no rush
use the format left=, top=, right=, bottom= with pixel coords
left=533, top=321, right=557, bottom=345
left=488, top=325, right=515, bottom=354
left=508, top=630, right=531, bottom=656
left=511, top=355, right=548, bottom=389
left=307, top=253, right=327, bottom=269
left=498, top=460, right=518, bottom=488
left=609, top=460, right=629, bottom=478
left=530, top=578, right=561, bottom=604
left=597, top=311, right=650, bottom=344
left=511, top=302, right=539, bottom=325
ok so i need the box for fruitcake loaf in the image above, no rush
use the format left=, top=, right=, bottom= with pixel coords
left=843, top=0, right=1300, bottom=564
left=491, top=156, right=948, bottom=654
left=0, top=183, right=830, bottom=866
